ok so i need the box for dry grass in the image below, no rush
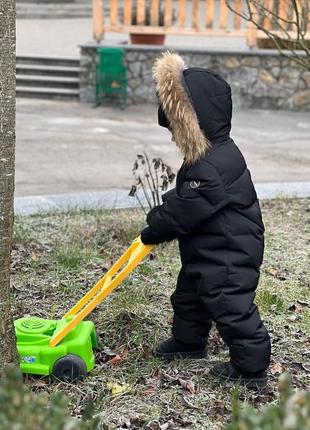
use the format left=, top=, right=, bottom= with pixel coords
left=12, top=199, right=310, bottom=429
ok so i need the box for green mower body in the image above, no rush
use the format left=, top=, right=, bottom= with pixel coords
left=14, top=316, right=98, bottom=380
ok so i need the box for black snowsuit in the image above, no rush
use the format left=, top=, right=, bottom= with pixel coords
left=141, top=54, right=271, bottom=373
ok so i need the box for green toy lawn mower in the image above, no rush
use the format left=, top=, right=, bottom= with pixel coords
left=14, top=238, right=153, bottom=382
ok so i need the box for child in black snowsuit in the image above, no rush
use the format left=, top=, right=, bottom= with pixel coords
left=140, top=52, right=271, bottom=388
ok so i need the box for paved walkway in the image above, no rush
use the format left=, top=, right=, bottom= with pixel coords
left=16, top=98, right=310, bottom=201
left=15, top=182, right=310, bottom=215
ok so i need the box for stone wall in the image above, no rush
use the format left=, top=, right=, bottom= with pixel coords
left=80, top=42, right=310, bottom=111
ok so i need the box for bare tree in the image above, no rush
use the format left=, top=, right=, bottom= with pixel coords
left=0, top=0, right=18, bottom=369
left=227, top=0, right=310, bottom=70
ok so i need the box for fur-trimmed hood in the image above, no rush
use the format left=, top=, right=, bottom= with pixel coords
left=153, top=52, right=232, bottom=165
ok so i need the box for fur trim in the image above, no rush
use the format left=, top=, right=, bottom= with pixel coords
left=153, top=51, right=211, bottom=165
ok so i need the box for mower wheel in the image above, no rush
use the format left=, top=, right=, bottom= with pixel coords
left=52, top=354, right=87, bottom=382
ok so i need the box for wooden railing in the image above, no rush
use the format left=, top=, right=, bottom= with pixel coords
left=93, top=0, right=310, bottom=47
left=93, top=0, right=249, bottom=41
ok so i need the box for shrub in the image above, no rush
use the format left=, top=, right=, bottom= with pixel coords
left=0, top=367, right=99, bottom=430
left=225, top=373, right=310, bottom=430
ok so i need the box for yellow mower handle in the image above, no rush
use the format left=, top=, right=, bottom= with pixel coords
left=49, top=237, right=154, bottom=347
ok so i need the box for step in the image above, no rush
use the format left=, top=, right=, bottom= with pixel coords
left=17, top=75, right=79, bottom=90
left=17, top=0, right=73, bottom=3
left=16, top=64, right=80, bottom=78
left=17, top=86, right=79, bottom=100
left=17, top=3, right=93, bottom=18
left=17, top=55, right=79, bottom=68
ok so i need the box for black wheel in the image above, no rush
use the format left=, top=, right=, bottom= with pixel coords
left=52, top=354, right=87, bottom=382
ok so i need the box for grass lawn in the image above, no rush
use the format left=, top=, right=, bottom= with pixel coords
left=12, top=198, right=310, bottom=429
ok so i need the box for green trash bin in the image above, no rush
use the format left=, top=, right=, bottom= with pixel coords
left=94, top=47, right=127, bottom=108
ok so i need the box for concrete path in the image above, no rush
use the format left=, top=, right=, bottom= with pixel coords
left=15, top=182, right=310, bottom=215
left=16, top=98, right=310, bottom=198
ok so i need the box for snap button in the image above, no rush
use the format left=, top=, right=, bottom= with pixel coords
left=190, top=180, right=200, bottom=189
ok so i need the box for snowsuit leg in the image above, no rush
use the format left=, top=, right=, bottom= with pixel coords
left=171, top=269, right=212, bottom=346
left=198, top=276, right=271, bottom=373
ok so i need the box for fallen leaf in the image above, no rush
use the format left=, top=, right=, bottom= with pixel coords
left=31, top=251, right=38, bottom=261
left=107, top=381, right=131, bottom=396
left=107, top=354, right=124, bottom=366
left=146, top=421, right=161, bottom=430
left=289, top=302, right=305, bottom=312
left=144, top=387, right=157, bottom=396
left=161, top=369, right=178, bottom=383
left=266, top=267, right=287, bottom=280
left=266, top=267, right=278, bottom=277
left=179, top=378, right=195, bottom=394
left=271, top=362, right=283, bottom=375
left=145, top=371, right=162, bottom=392
left=160, top=422, right=173, bottom=430
left=287, top=315, right=298, bottom=322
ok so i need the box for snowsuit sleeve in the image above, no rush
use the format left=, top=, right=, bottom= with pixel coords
left=141, top=161, right=228, bottom=244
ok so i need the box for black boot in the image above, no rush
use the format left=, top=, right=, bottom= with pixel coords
left=210, top=362, right=267, bottom=389
left=154, top=337, right=207, bottom=360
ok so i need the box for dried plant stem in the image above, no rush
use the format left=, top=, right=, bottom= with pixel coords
left=154, top=169, right=161, bottom=205
left=134, top=191, right=148, bottom=216
left=145, top=174, right=156, bottom=207
left=144, top=152, right=159, bottom=206
left=139, top=177, right=153, bottom=209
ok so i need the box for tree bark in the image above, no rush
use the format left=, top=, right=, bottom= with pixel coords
left=0, top=0, right=18, bottom=369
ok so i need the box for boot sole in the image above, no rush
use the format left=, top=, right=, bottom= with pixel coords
left=210, top=368, right=267, bottom=389
left=153, top=348, right=207, bottom=360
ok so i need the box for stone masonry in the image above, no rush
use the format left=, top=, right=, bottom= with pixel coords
left=80, top=43, right=310, bottom=111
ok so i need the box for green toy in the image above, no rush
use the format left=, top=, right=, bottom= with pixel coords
left=14, top=317, right=97, bottom=381
left=14, top=238, right=153, bottom=382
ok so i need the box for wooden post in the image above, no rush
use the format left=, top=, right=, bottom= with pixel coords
left=151, top=0, right=159, bottom=26
left=110, top=0, right=118, bottom=26
left=137, top=0, right=146, bottom=25
left=247, top=2, right=258, bottom=47
left=93, top=0, right=104, bottom=42
left=233, top=0, right=242, bottom=29
left=192, top=0, right=200, bottom=29
left=206, top=0, right=214, bottom=28
left=219, top=0, right=228, bottom=29
left=165, top=0, right=173, bottom=27
left=124, top=0, right=132, bottom=25
left=264, top=0, right=274, bottom=30
left=178, top=0, right=186, bottom=28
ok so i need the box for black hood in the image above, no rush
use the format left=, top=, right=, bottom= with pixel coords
left=158, top=68, right=232, bottom=144
left=183, top=68, right=232, bottom=143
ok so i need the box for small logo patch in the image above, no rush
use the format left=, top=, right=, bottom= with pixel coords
left=21, top=356, right=36, bottom=364
left=190, top=180, right=200, bottom=189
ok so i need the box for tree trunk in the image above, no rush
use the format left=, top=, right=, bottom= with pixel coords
left=0, top=0, right=18, bottom=369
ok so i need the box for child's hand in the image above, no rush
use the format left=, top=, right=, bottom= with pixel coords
left=140, top=226, right=160, bottom=245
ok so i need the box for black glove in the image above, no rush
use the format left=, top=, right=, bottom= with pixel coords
left=140, top=226, right=162, bottom=245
